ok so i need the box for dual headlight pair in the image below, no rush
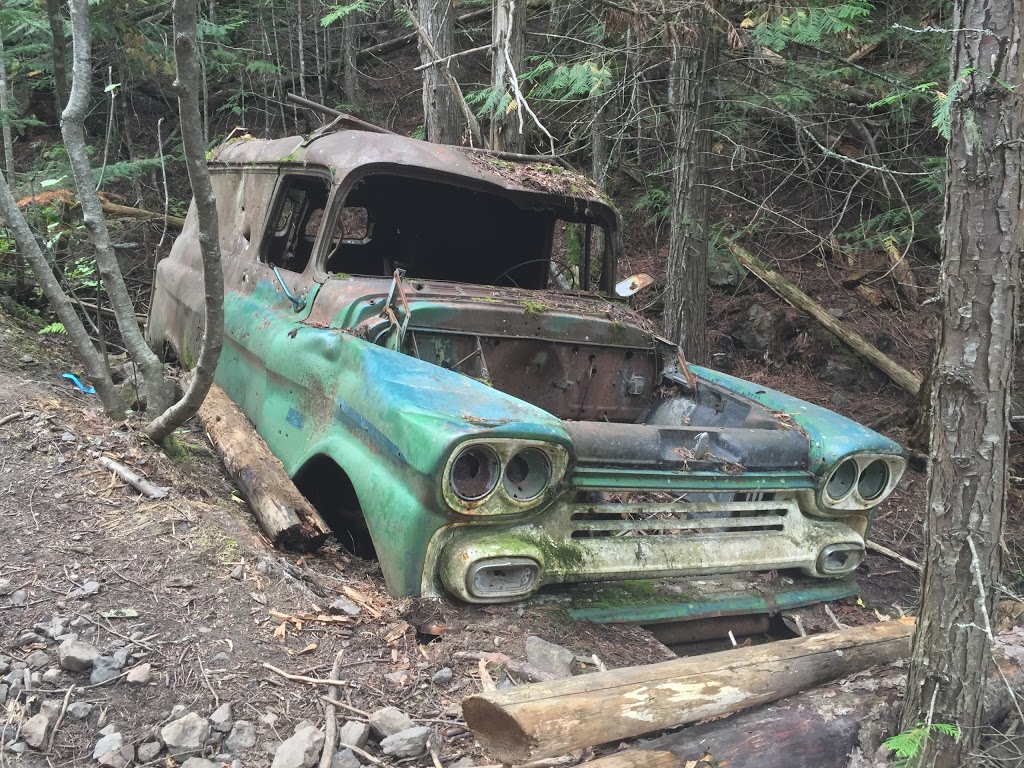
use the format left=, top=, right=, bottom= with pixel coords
left=823, top=453, right=905, bottom=511
left=443, top=439, right=569, bottom=515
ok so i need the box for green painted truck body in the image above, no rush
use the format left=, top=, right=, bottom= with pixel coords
left=148, top=128, right=906, bottom=610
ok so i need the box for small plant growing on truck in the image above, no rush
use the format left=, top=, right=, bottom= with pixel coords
left=148, top=125, right=906, bottom=614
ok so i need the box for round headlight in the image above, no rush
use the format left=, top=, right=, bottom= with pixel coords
left=826, top=459, right=858, bottom=501
left=503, top=448, right=551, bottom=501
left=858, top=459, right=890, bottom=500
left=450, top=446, right=500, bottom=501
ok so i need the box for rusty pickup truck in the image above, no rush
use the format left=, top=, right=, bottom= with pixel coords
left=147, top=126, right=905, bottom=618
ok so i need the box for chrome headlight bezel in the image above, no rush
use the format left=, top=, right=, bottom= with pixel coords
left=442, top=439, right=570, bottom=516
left=819, top=453, right=906, bottom=512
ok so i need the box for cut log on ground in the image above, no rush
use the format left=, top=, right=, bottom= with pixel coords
left=198, top=384, right=331, bottom=551
left=462, top=618, right=915, bottom=763
left=729, top=242, right=922, bottom=396
left=639, top=625, right=1024, bottom=768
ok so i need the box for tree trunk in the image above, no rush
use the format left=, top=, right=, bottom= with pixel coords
left=0, top=27, right=26, bottom=299
left=898, top=2, right=1024, bottom=766
left=417, top=0, right=462, bottom=144
left=490, top=0, right=525, bottom=152
left=662, top=16, right=716, bottom=365
left=45, top=0, right=69, bottom=113
left=143, top=0, right=225, bottom=444
left=340, top=7, right=363, bottom=107
left=463, top=618, right=915, bottom=764
left=0, top=174, right=123, bottom=417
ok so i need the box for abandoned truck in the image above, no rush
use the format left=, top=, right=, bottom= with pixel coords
left=147, top=126, right=906, bottom=617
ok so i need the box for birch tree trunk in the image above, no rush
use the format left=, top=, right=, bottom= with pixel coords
left=661, top=16, right=717, bottom=364
left=898, top=2, right=1024, bottom=765
left=62, top=0, right=172, bottom=415
left=417, top=0, right=462, bottom=144
left=143, top=0, right=225, bottom=443
left=0, top=175, right=123, bottom=417
left=490, top=0, right=525, bottom=152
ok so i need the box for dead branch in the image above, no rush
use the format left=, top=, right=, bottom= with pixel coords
left=319, top=651, right=346, bottom=768
left=262, top=662, right=349, bottom=688
left=100, top=201, right=185, bottom=230
left=97, top=456, right=170, bottom=499
left=729, top=242, right=922, bottom=396
left=867, top=540, right=923, bottom=573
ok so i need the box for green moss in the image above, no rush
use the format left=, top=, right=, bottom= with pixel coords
left=469, top=296, right=502, bottom=303
left=521, top=299, right=549, bottom=315
left=580, top=580, right=672, bottom=609
left=520, top=532, right=586, bottom=572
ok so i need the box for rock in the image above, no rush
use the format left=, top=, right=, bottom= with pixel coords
left=337, top=720, right=369, bottom=750
left=99, top=724, right=120, bottom=736
left=70, top=580, right=101, bottom=599
left=525, top=636, right=575, bottom=678
left=225, top=720, right=257, bottom=752
left=25, top=650, right=50, bottom=670
left=229, top=565, right=244, bottom=580
left=10, top=590, right=27, bottom=606
left=380, top=726, right=430, bottom=759
left=161, top=712, right=212, bottom=759
left=39, top=699, right=62, bottom=722
left=330, top=748, right=362, bottom=768
left=734, top=303, right=777, bottom=352
left=126, top=662, right=151, bottom=684
left=0, top=579, right=13, bottom=596
left=292, top=720, right=317, bottom=736
left=368, top=707, right=415, bottom=739
left=384, top=670, right=410, bottom=687
left=21, top=714, right=48, bottom=749
left=210, top=703, right=233, bottom=733
left=58, top=639, right=99, bottom=672
left=93, top=733, right=133, bottom=767
left=5, top=742, right=27, bottom=755
left=432, top=667, right=453, bottom=686
left=327, top=597, right=360, bottom=617
left=41, top=668, right=61, bottom=684
left=0, top=685, right=8, bottom=706
left=137, top=741, right=163, bottom=762
left=169, top=704, right=189, bottom=721
left=180, top=759, right=220, bottom=768
left=209, top=652, right=232, bottom=666
left=90, top=656, right=122, bottom=685
left=270, top=725, right=325, bottom=768
left=67, top=701, right=93, bottom=720
left=451, top=759, right=476, bottom=768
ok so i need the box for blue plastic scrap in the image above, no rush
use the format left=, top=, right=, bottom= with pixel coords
left=62, top=373, right=96, bottom=395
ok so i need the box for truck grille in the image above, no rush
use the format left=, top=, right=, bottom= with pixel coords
left=569, top=492, right=788, bottom=538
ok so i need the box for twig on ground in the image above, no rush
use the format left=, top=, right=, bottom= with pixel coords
left=339, top=742, right=385, bottom=766
left=97, top=456, right=169, bottom=499
left=867, top=540, right=923, bottom=573
left=262, top=662, right=349, bottom=687
left=0, top=412, right=23, bottom=427
left=196, top=649, right=219, bottom=707
left=47, top=684, right=75, bottom=752
left=319, top=650, right=346, bottom=768
left=320, top=696, right=369, bottom=719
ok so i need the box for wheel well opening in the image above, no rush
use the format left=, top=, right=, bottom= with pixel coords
left=293, top=455, right=377, bottom=560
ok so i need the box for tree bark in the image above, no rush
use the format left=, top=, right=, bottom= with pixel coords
left=463, top=618, right=915, bottom=764
left=340, top=7, right=363, bottom=106
left=662, top=15, right=717, bottom=365
left=198, top=384, right=331, bottom=550
left=0, top=30, right=15, bottom=179
left=416, top=0, right=463, bottom=144
left=45, top=0, right=69, bottom=113
left=143, top=0, right=226, bottom=444
left=490, top=0, right=525, bottom=152
left=0, top=174, right=123, bottom=417
left=62, top=0, right=172, bottom=416
left=898, top=2, right=1024, bottom=766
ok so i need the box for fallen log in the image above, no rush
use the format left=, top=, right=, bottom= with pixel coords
left=641, top=625, right=1024, bottom=768
left=580, top=750, right=678, bottom=767
left=728, top=242, right=922, bottom=396
left=198, top=384, right=331, bottom=551
left=100, top=201, right=185, bottom=230
left=462, top=618, right=915, bottom=763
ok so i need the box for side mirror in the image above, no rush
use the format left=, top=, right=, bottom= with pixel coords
left=615, top=273, right=654, bottom=298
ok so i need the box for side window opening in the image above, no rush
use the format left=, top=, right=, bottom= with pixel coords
left=550, top=220, right=605, bottom=290
left=325, top=205, right=380, bottom=276
left=263, top=175, right=330, bottom=274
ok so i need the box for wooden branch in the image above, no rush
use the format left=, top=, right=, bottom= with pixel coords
left=319, top=651, right=346, bottom=768
left=581, top=751, right=678, bottom=767
left=866, top=540, right=923, bottom=572
left=729, top=242, right=922, bottom=395
left=97, top=456, right=170, bottom=499
left=414, top=43, right=493, bottom=71
left=100, top=201, right=185, bottom=230
left=641, top=625, right=1024, bottom=768
left=462, top=618, right=915, bottom=763
left=198, top=384, right=331, bottom=551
